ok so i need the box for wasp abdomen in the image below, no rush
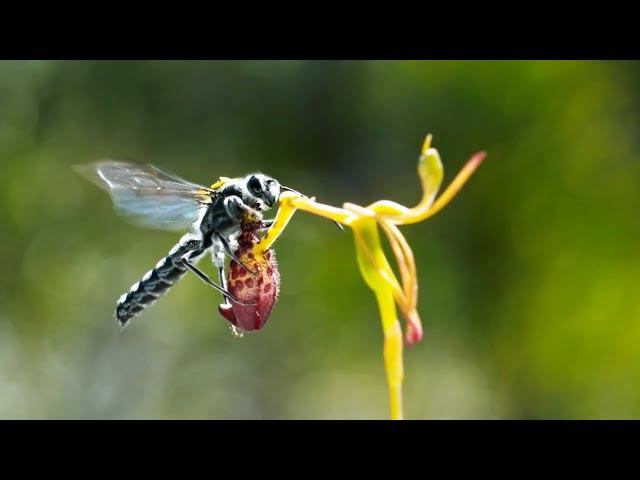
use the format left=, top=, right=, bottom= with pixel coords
left=115, top=239, right=199, bottom=327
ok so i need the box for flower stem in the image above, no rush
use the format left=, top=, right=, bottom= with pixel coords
left=374, top=288, right=404, bottom=420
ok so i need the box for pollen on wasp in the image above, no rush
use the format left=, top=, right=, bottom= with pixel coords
left=218, top=220, right=281, bottom=332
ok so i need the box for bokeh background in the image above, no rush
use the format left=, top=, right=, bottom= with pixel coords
left=1, top=60, right=639, bottom=419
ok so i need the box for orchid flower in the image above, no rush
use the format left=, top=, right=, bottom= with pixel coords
left=252, top=135, right=486, bottom=419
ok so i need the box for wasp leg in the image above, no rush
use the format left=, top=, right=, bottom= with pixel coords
left=215, top=233, right=258, bottom=277
left=255, top=220, right=280, bottom=242
left=218, top=264, right=229, bottom=304
left=254, top=219, right=275, bottom=236
left=224, top=195, right=262, bottom=222
left=211, top=248, right=230, bottom=305
left=182, top=256, right=255, bottom=306
left=234, top=200, right=262, bottom=218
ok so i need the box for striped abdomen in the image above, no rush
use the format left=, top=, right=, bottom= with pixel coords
left=116, top=238, right=202, bottom=327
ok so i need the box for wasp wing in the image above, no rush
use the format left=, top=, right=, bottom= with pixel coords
left=74, top=161, right=214, bottom=232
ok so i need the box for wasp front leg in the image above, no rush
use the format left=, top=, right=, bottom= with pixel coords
left=259, top=219, right=275, bottom=231
left=223, top=195, right=262, bottom=222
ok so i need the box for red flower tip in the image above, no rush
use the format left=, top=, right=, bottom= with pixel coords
left=405, top=313, right=423, bottom=346
left=218, top=303, right=237, bottom=326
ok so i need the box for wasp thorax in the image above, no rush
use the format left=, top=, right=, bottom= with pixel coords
left=218, top=220, right=280, bottom=332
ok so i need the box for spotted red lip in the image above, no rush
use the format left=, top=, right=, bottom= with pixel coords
left=218, top=222, right=280, bottom=331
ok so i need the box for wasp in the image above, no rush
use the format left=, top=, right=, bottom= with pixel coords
left=76, top=161, right=304, bottom=330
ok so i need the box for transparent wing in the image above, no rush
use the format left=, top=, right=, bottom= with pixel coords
left=74, top=161, right=213, bottom=231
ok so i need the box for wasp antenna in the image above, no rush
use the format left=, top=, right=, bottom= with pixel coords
left=280, top=185, right=307, bottom=198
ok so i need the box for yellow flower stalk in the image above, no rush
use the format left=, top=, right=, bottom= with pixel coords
left=253, top=134, right=486, bottom=419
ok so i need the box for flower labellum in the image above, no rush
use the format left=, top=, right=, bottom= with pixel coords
left=218, top=220, right=281, bottom=332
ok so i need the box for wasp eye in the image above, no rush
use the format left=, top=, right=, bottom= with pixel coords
left=248, top=176, right=262, bottom=195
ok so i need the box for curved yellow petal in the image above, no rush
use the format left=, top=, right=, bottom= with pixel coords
left=420, top=151, right=486, bottom=221
left=290, top=195, right=354, bottom=225
left=351, top=217, right=404, bottom=420
left=253, top=192, right=300, bottom=254
left=365, top=200, right=410, bottom=217
left=351, top=220, right=406, bottom=306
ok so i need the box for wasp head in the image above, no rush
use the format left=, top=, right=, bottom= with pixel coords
left=245, top=174, right=281, bottom=210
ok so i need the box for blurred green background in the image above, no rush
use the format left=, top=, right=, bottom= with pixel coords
left=1, top=60, right=639, bottom=419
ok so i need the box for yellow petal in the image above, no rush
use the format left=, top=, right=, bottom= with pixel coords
left=367, top=135, right=485, bottom=227
left=351, top=219, right=406, bottom=306
left=374, top=287, right=404, bottom=420
left=253, top=191, right=300, bottom=254
left=386, top=145, right=444, bottom=224
left=290, top=194, right=354, bottom=225
left=351, top=217, right=404, bottom=420
left=365, top=200, right=410, bottom=217
left=422, top=151, right=486, bottom=220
